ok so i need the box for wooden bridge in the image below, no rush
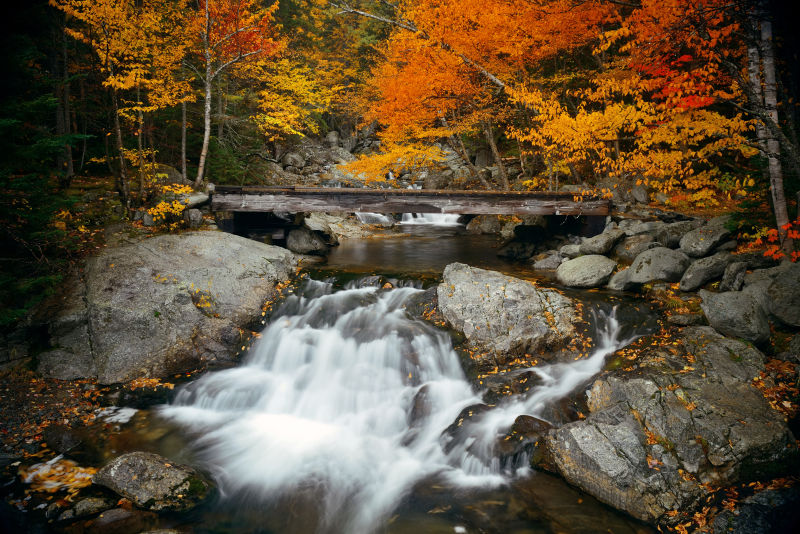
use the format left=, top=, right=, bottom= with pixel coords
left=211, top=186, right=610, bottom=216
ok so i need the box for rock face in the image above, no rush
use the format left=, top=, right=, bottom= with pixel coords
left=699, top=289, right=770, bottom=345
left=93, top=452, right=210, bottom=511
left=547, top=327, right=796, bottom=524
left=627, top=247, right=690, bottom=284
left=37, top=232, right=296, bottom=384
left=556, top=255, right=617, bottom=288
left=679, top=225, right=731, bottom=258
left=437, top=263, right=578, bottom=356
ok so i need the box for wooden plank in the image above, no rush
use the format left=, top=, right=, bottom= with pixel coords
left=211, top=187, right=610, bottom=216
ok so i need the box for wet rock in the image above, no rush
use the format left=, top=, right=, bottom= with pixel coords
left=766, top=263, right=800, bottom=327
left=711, top=487, right=800, bottom=534
left=679, top=252, right=733, bottom=292
left=438, top=263, right=578, bottom=356
left=481, top=370, right=543, bottom=404
left=654, top=219, right=704, bottom=248
left=556, top=255, right=617, bottom=288
left=286, top=227, right=329, bottom=255
left=465, top=215, right=503, bottom=234
left=497, top=240, right=538, bottom=260
left=679, top=225, right=731, bottom=258
left=93, top=451, right=210, bottom=512
left=612, top=234, right=659, bottom=263
left=36, top=232, right=295, bottom=384
left=578, top=229, right=625, bottom=255
left=719, top=261, right=747, bottom=292
left=43, top=424, right=83, bottom=454
left=607, top=268, right=636, bottom=291
left=495, top=415, right=553, bottom=469
left=58, top=497, right=113, bottom=521
left=532, top=251, right=563, bottom=270
left=628, top=247, right=690, bottom=285
left=83, top=507, right=158, bottom=533
left=441, top=404, right=493, bottom=454
left=699, top=289, right=770, bottom=345
left=547, top=327, right=796, bottom=525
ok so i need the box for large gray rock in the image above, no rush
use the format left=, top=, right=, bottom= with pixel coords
left=559, top=243, right=582, bottom=259
left=556, top=255, right=617, bottom=288
left=699, top=289, right=770, bottom=345
left=766, top=263, right=800, bottom=327
left=466, top=215, right=503, bottom=235
left=607, top=268, right=637, bottom=291
left=547, top=327, right=795, bottom=525
left=286, top=227, right=329, bottom=255
left=679, top=225, right=731, bottom=258
left=93, top=452, right=210, bottom=511
left=437, top=263, right=578, bottom=356
left=281, top=152, right=306, bottom=169
left=654, top=220, right=704, bottom=248
left=37, top=232, right=296, bottom=384
left=679, top=252, right=733, bottom=291
left=532, top=251, right=563, bottom=270
left=628, top=247, right=690, bottom=284
left=618, top=219, right=665, bottom=237
left=719, top=261, right=747, bottom=292
left=578, top=229, right=625, bottom=255
left=613, top=234, right=659, bottom=263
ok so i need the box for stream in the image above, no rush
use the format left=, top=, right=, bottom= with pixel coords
left=153, top=224, right=657, bottom=533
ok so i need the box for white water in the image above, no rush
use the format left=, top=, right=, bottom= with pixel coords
left=161, top=279, right=632, bottom=533
left=354, top=212, right=395, bottom=225
left=399, top=212, right=462, bottom=226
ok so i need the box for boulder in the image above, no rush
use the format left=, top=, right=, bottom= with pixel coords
left=286, top=227, right=329, bottom=255
left=556, top=255, right=618, bottom=288
left=466, top=215, right=503, bottom=235
left=497, top=240, right=537, bottom=260
left=618, top=219, right=665, bottom=237
left=654, top=220, right=704, bottom=248
left=183, top=208, right=203, bottom=229
left=679, top=252, right=733, bottom=292
left=325, top=130, right=340, bottom=148
left=711, top=487, right=800, bottom=534
left=719, top=261, right=747, bottom=292
left=699, top=289, right=770, bottom=345
left=613, top=234, right=659, bottom=263
left=36, top=232, right=296, bottom=384
left=578, top=229, right=625, bottom=255
left=532, top=251, right=564, bottom=270
left=630, top=184, right=650, bottom=204
left=93, top=452, right=210, bottom=512
left=627, top=247, right=690, bottom=285
left=547, top=327, right=796, bottom=525
left=766, top=263, right=800, bottom=327
left=559, top=244, right=582, bottom=259
left=281, top=152, right=306, bottom=169
left=679, top=225, right=731, bottom=258
left=607, top=268, right=637, bottom=291
left=437, top=263, right=578, bottom=356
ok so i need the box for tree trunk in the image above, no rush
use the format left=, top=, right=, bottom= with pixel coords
left=181, top=99, right=188, bottom=182
left=195, top=71, right=213, bottom=187
left=111, top=89, right=129, bottom=211
left=484, top=120, right=509, bottom=190
left=217, top=79, right=225, bottom=139
left=137, top=85, right=145, bottom=203
left=759, top=10, right=791, bottom=249
left=60, top=23, right=73, bottom=187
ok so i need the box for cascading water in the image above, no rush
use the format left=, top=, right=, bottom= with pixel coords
left=160, top=277, right=640, bottom=533
left=399, top=213, right=462, bottom=225
left=354, top=212, right=395, bottom=225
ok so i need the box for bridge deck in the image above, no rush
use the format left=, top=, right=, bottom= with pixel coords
left=212, top=186, right=610, bottom=216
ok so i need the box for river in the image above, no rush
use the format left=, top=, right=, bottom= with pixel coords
left=150, top=223, right=656, bottom=533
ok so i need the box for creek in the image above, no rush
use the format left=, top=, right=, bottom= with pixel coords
left=152, top=224, right=658, bottom=533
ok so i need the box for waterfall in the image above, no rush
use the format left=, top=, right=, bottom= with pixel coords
left=160, top=278, right=633, bottom=533
left=354, top=212, right=394, bottom=225
left=399, top=213, right=462, bottom=226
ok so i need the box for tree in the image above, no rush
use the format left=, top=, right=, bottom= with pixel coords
left=191, top=0, right=283, bottom=187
